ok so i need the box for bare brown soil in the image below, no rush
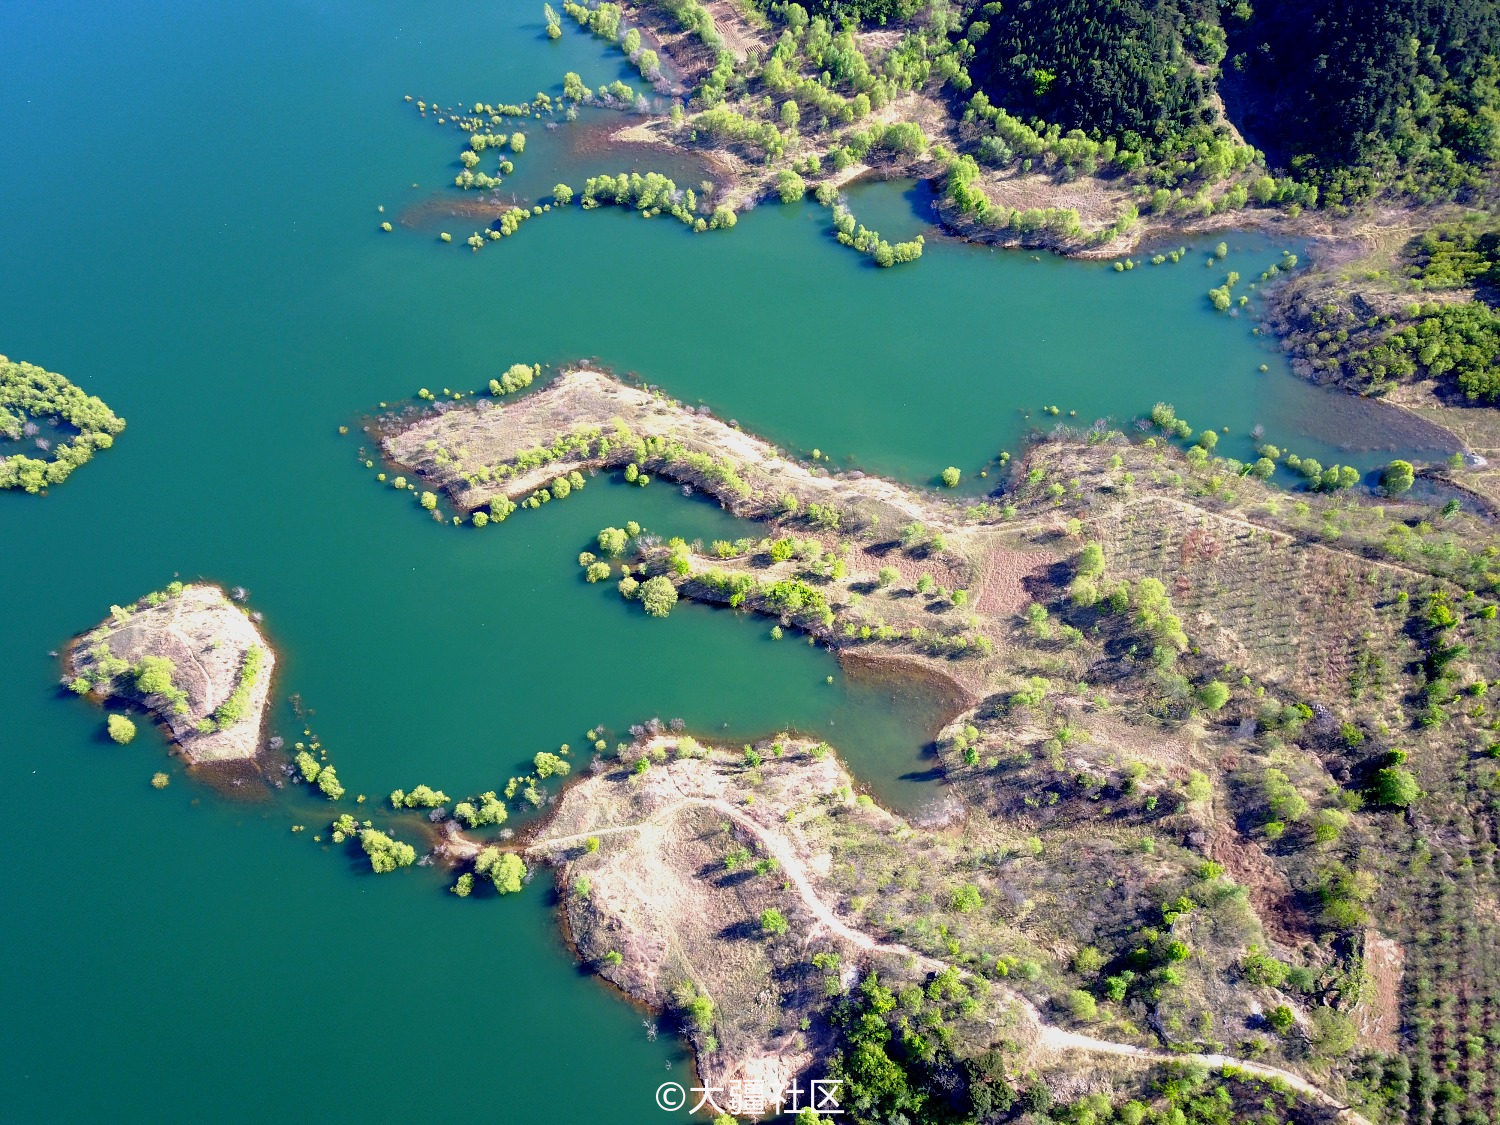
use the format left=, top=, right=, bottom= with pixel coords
left=1355, top=931, right=1404, bottom=1054
left=702, top=0, right=760, bottom=62
left=1205, top=822, right=1312, bottom=946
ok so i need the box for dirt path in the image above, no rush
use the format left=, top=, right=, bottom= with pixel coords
left=530, top=797, right=1373, bottom=1125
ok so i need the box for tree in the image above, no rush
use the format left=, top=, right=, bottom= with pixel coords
left=316, top=766, right=345, bottom=800
left=1065, top=989, right=1098, bottom=1022
left=552, top=182, right=574, bottom=205
left=597, top=526, right=629, bottom=556
left=949, top=883, right=983, bottom=913
left=1312, top=808, right=1349, bottom=844
left=134, top=655, right=177, bottom=696
left=1310, top=1008, right=1357, bottom=1056
left=107, top=714, right=137, bottom=744
left=360, top=828, right=417, bottom=873
left=877, top=566, right=898, bottom=587
left=1372, top=765, right=1421, bottom=808
left=1383, top=459, right=1415, bottom=494
left=476, top=847, right=526, bottom=893
left=686, top=991, right=715, bottom=1030
left=1072, top=945, right=1107, bottom=974
left=586, top=561, right=611, bottom=582
left=963, top=0, right=1214, bottom=157
left=1241, top=945, right=1289, bottom=988
left=1197, top=680, right=1230, bottom=711
left=0, top=354, right=127, bottom=494
left=777, top=169, right=807, bottom=203
left=490, top=363, right=536, bottom=396
left=454, top=791, right=507, bottom=828
left=760, top=908, right=789, bottom=936
left=398, top=784, right=448, bottom=808
left=639, top=576, right=678, bottom=617
left=534, top=751, right=571, bottom=778
left=940, top=466, right=961, bottom=487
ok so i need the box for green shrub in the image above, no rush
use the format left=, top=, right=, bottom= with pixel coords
left=475, top=846, right=525, bottom=893
left=760, top=908, right=789, bottom=936
left=949, top=884, right=983, bottom=913
left=639, top=576, right=678, bottom=618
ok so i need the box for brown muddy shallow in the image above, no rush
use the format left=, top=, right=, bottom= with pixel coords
left=397, top=118, right=723, bottom=233
left=398, top=193, right=530, bottom=228
left=1268, top=374, right=1462, bottom=456
left=839, top=646, right=978, bottom=716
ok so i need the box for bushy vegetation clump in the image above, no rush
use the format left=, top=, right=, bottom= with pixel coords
left=0, top=353, right=125, bottom=493
left=359, top=827, right=418, bottom=873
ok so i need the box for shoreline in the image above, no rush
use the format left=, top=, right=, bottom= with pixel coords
left=594, top=115, right=1492, bottom=462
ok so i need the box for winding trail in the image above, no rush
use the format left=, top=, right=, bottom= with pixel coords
left=530, top=797, right=1374, bottom=1125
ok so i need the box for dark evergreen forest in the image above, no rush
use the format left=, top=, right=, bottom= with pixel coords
left=798, top=0, right=1500, bottom=200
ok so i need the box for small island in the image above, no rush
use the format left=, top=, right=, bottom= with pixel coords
left=1, top=352, right=125, bottom=493
left=66, top=583, right=275, bottom=764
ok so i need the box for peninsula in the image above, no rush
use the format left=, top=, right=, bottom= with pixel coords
left=372, top=367, right=1500, bottom=1122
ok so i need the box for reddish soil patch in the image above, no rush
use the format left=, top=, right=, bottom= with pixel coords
left=1356, top=931, right=1404, bottom=1053
left=975, top=543, right=1058, bottom=617
left=1206, top=824, right=1313, bottom=946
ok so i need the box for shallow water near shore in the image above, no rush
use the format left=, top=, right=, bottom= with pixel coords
left=0, top=1, right=1457, bottom=1121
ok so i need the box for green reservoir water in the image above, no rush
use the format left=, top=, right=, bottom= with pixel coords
left=0, top=3, right=1453, bottom=1121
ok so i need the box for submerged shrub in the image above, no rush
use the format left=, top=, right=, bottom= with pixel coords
left=639, top=576, right=678, bottom=618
